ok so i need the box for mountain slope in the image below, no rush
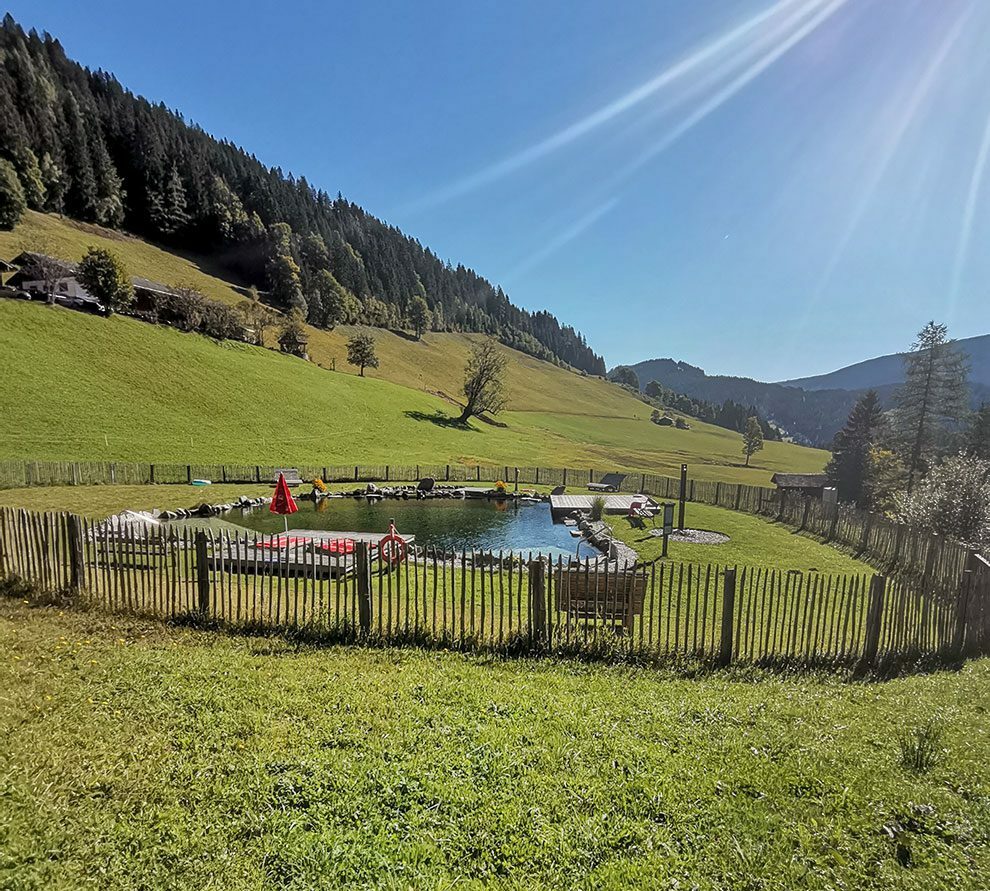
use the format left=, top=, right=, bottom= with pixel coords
left=0, top=17, right=603, bottom=374
left=777, top=333, right=990, bottom=392
left=0, top=299, right=830, bottom=483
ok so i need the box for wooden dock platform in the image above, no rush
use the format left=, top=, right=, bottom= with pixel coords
left=550, top=493, right=657, bottom=518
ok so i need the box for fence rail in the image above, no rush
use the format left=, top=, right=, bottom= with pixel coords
left=2, top=507, right=988, bottom=672
left=0, top=459, right=978, bottom=588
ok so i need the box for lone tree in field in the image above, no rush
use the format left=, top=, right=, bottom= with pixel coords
left=76, top=246, right=133, bottom=314
left=742, top=416, right=764, bottom=466
left=894, top=321, right=969, bottom=492
left=0, top=159, right=26, bottom=230
left=409, top=295, right=432, bottom=340
left=826, top=390, right=885, bottom=506
left=460, top=338, right=508, bottom=423
left=347, top=332, right=379, bottom=376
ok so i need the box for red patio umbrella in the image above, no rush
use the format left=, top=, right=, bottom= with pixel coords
left=270, top=472, right=298, bottom=533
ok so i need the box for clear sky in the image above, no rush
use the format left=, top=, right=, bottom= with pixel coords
left=10, top=0, right=990, bottom=380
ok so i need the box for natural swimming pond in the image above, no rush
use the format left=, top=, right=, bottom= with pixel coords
left=190, top=497, right=599, bottom=559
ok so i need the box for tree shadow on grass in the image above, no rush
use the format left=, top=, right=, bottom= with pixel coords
left=405, top=410, right=476, bottom=431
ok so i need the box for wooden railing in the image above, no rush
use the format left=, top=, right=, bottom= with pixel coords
left=2, top=507, right=988, bottom=673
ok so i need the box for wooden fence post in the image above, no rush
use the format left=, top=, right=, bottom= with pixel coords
left=590, top=469, right=595, bottom=483
left=446, top=465, right=450, bottom=481
left=718, top=568, right=737, bottom=666
left=110, top=463, right=117, bottom=484
left=529, top=559, right=547, bottom=647
left=67, top=513, right=85, bottom=596
left=385, top=465, right=390, bottom=482
left=221, top=465, right=228, bottom=483
left=150, top=464, right=155, bottom=484
left=356, top=542, right=372, bottom=634
left=535, top=467, right=539, bottom=485
left=186, top=464, right=192, bottom=485
left=354, top=466, right=359, bottom=482
left=952, top=572, right=973, bottom=658
left=858, top=574, right=886, bottom=671
left=563, top=468, right=567, bottom=486
left=800, top=497, right=810, bottom=531
left=678, top=464, right=688, bottom=531
left=195, top=531, right=211, bottom=619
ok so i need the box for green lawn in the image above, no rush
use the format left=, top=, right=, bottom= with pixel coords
left=2, top=602, right=988, bottom=890
left=606, top=502, right=872, bottom=574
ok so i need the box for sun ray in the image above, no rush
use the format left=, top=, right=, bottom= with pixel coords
left=948, top=106, right=990, bottom=320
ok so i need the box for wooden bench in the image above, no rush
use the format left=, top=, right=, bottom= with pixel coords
left=273, top=467, right=304, bottom=487
left=555, top=565, right=647, bottom=632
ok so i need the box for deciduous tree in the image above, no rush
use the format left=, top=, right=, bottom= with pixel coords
left=460, top=338, right=508, bottom=423
left=76, top=246, right=132, bottom=314
left=409, top=295, right=432, bottom=340
left=742, top=416, right=764, bottom=466
left=0, top=158, right=26, bottom=230
left=347, top=332, right=379, bottom=376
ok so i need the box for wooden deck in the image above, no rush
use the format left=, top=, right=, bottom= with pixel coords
left=550, top=493, right=657, bottom=517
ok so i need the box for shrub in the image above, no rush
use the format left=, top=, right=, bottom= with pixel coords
left=896, top=454, right=990, bottom=549
left=897, top=720, right=943, bottom=773
left=590, top=495, right=606, bottom=521
left=77, top=246, right=133, bottom=314
left=156, top=286, right=246, bottom=341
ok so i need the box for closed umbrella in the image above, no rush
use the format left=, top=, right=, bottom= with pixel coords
left=270, top=472, right=298, bottom=533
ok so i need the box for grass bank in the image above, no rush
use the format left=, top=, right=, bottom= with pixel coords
left=1, top=602, right=988, bottom=889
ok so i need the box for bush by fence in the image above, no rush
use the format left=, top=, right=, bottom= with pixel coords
left=2, top=507, right=988, bottom=673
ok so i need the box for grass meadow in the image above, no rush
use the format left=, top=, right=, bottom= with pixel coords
left=2, top=601, right=989, bottom=890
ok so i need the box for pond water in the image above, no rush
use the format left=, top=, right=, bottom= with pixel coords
left=202, top=497, right=598, bottom=559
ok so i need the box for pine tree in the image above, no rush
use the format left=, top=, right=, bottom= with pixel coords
left=894, top=321, right=970, bottom=491
left=742, top=416, right=764, bottom=466
left=0, top=158, right=26, bottom=229
left=967, top=404, right=990, bottom=460
left=825, top=390, right=885, bottom=506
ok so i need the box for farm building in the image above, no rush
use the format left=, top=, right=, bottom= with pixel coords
left=770, top=472, right=828, bottom=498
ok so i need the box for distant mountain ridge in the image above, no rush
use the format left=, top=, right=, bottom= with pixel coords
left=628, top=334, right=990, bottom=446
left=776, top=333, right=990, bottom=392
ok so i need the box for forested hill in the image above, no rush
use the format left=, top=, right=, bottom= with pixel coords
left=0, top=15, right=605, bottom=375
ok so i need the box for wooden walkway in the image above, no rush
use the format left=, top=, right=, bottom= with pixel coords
left=550, top=493, right=657, bottom=518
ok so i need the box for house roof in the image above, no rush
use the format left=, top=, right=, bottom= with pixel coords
left=771, top=473, right=828, bottom=488
left=8, top=252, right=176, bottom=296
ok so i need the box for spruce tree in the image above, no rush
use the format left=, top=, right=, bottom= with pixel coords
left=894, top=321, right=970, bottom=491
left=967, top=404, right=990, bottom=460
left=825, top=390, right=884, bottom=506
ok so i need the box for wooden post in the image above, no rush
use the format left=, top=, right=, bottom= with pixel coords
left=222, top=465, right=228, bottom=483
left=385, top=465, right=390, bottom=482
left=529, top=559, right=547, bottom=646
left=734, top=485, right=742, bottom=512
left=354, top=466, right=359, bottom=482
left=563, top=468, right=567, bottom=486
left=678, top=464, right=688, bottom=531
left=641, top=472, right=646, bottom=491
left=67, top=514, right=85, bottom=595
left=858, top=574, right=886, bottom=671
left=477, top=466, right=481, bottom=482
left=514, top=467, right=519, bottom=492
left=860, top=514, right=872, bottom=553
left=255, top=465, right=261, bottom=483
left=195, top=531, right=211, bottom=618
left=952, top=572, right=973, bottom=658
left=590, top=469, right=595, bottom=483
left=416, top=465, right=420, bottom=481
left=150, top=464, right=155, bottom=484
left=186, top=465, right=192, bottom=485
left=800, top=497, right=810, bottom=531
left=535, top=467, right=539, bottom=485
left=446, top=464, right=450, bottom=481
left=714, top=481, right=721, bottom=505
left=718, top=568, right=737, bottom=667
left=110, top=463, right=117, bottom=484
left=323, top=466, right=328, bottom=482
left=356, top=542, right=372, bottom=634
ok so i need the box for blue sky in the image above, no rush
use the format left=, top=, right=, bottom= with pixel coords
left=11, top=0, right=990, bottom=380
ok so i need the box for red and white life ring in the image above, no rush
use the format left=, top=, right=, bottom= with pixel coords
left=379, top=523, right=407, bottom=565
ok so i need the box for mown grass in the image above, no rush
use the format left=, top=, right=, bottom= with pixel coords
left=0, top=211, right=830, bottom=483
left=0, top=299, right=827, bottom=483
left=605, top=503, right=871, bottom=574
left=1, top=601, right=989, bottom=890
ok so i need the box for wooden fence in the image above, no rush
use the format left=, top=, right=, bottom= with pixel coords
left=2, top=507, right=988, bottom=672
left=0, top=459, right=978, bottom=589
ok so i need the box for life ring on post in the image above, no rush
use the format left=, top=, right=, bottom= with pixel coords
left=379, top=522, right=407, bottom=565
